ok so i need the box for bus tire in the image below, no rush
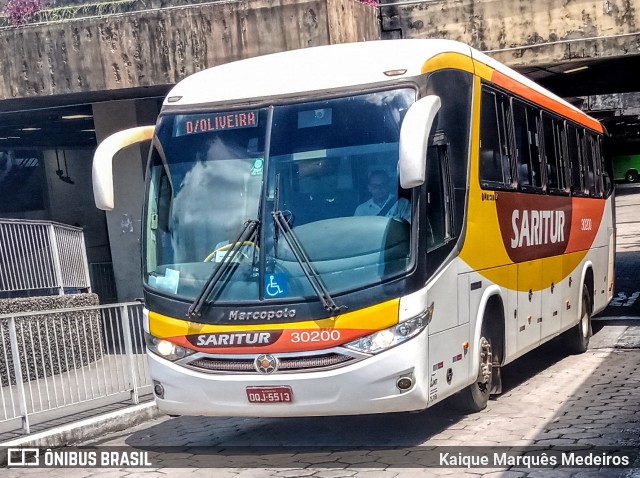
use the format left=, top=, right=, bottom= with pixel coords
left=564, top=284, right=592, bottom=354
left=625, top=170, right=638, bottom=183
left=454, top=335, right=492, bottom=413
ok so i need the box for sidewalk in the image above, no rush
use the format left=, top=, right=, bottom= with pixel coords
left=0, top=400, right=160, bottom=466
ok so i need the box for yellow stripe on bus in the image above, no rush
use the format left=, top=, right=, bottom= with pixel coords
left=469, top=251, right=589, bottom=292
left=421, top=52, right=474, bottom=74
left=472, top=59, right=494, bottom=81
left=149, top=298, right=400, bottom=338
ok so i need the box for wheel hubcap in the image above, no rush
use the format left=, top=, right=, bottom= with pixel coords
left=479, top=337, right=492, bottom=387
left=581, top=309, right=589, bottom=337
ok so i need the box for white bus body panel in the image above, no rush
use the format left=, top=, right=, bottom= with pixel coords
left=150, top=331, right=430, bottom=417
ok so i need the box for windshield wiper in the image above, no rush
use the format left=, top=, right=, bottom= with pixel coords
left=272, top=210, right=344, bottom=315
left=187, top=219, right=260, bottom=319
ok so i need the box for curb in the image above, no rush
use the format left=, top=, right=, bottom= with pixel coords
left=0, top=402, right=162, bottom=466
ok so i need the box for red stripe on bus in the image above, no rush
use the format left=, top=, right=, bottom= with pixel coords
left=170, top=328, right=376, bottom=355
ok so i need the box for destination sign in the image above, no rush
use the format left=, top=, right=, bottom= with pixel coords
left=175, top=110, right=259, bottom=136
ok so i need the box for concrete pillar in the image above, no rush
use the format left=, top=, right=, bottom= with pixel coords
left=91, top=99, right=159, bottom=302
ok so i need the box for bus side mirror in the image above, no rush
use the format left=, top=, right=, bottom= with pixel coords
left=93, top=125, right=155, bottom=210
left=399, top=95, right=441, bottom=189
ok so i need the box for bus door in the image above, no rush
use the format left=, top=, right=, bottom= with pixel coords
left=541, top=258, right=563, bottom=338
left=561, top=253, right=582, bottom=330
left=517, top=260, right=542, bottom=350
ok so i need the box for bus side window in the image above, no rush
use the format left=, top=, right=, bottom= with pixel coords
left=542, top=113, right=560, bottom=191
left=425, top=144, right=448, bottom=251
left=566, top=124, right=584, bottom=195
left=157, top=172, right=172, bottom=232
left=479, top=88, right=513, bottom=188
left=600, top=137, right=613, bottom=197
left=580, top=129, right=596, bottom=196
left=590, top=133, right=604, bottom=197
left=512, top=99, right=543, bottom=191
left=555, top=121, right=570, bottom=193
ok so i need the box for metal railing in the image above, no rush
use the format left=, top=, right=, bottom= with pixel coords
left=0, top=302, right=149, bottom=435
left=0, top=219, right=91, bottom=297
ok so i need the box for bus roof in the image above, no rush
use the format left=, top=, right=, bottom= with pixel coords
left=165, top=39, right=469, bottom=105
left=164, top=39, right=600, bottom=132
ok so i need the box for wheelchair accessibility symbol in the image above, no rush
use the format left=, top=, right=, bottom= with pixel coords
left=265, top=274, right=288, bottom=298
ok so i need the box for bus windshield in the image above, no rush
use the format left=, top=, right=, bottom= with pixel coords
left=144, top=88, right=415, bottom=306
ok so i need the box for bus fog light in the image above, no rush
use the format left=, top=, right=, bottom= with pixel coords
left=153, top=381, right=165, bottom=399
left=396, top=376, right=413, bottom=391
left=343, top=315, right=428, bottom=355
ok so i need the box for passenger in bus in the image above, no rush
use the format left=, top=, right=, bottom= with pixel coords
left=354, top=170, right=411, bottom=222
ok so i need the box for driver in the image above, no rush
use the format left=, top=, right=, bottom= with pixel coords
left=354, top=170, right=411, bottom=222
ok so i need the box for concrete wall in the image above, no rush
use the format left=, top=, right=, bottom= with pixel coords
left=92, top=98, right=159, bottom=302
left=2, top=148, right=111, bottom=263
left=0, top=147, right=110, bottom=265
left=587, top=92, right=640, bottom=114
left=0, top=0, right=380, bottom=101
left=381, top=0, right=640, bottom=67
left=43, top=148, right=112, bottom=264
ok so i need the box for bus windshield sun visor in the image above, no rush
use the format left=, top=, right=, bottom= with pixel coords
left=186, top=219, right=260, bottom=319
left=271, top=210, right=344, bottom=314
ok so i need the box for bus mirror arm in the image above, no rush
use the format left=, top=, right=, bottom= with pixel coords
left=92, top=125, right=155, bottom=210
left=399, top=95, right=441, bottom=189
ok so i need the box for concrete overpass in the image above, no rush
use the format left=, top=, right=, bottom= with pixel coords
left=1, top=0, right=638, bottom=301
left=380, top=0, right=640, bottom=93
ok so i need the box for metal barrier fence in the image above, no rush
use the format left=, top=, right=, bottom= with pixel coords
left=0, top=302, right=150, bottom=435
left=0, top=219, right=91, bottom=296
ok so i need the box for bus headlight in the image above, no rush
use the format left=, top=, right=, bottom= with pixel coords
left=144, top=332, right=195, bottom=361
left=343, top=315, right=428, bottom=354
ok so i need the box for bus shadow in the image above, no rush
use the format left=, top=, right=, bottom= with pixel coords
left=499, top=335, right=568, bottom=395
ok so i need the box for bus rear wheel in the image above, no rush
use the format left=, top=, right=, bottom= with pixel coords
left=625, top=170, right=638, bottom=183
left=454, top=336, right=492, bottom=413
left=563, top=285, right=592, bottom=354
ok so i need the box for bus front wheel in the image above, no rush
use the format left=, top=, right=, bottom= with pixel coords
left=625, top=170, right=638, bottom=183
left=563, top=285, right=592, bottom=354
left=454, top=336, right=492, bottom=413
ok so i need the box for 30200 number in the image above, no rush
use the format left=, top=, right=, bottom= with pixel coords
left=290, top=330, right=341, bottom=343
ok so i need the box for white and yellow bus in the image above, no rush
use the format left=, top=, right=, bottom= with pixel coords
left=93, top=39, right=615, bottom=416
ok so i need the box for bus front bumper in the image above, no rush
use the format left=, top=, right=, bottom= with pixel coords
left=148, top=332, right=429, bottom=417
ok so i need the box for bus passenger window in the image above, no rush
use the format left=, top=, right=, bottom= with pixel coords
left=555, top=121, right=570, bottom=193
left=479, top=89, right=512, bottom=187
left=542, top=113, right=560, bottom=190
left=526, top=108, right=543, bottom=189
left=512, top=100, right=542, bottom=190
left=566, top=125, right=583, bottom=194
left=581, top=131, right=596, bottom=196
left=512, top=101, right=532, bottom=187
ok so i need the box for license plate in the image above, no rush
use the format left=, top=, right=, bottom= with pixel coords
left=246, top=386, right=293, bottom=403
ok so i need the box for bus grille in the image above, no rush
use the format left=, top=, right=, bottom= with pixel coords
left=187, top=353, right=355, bottom=374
